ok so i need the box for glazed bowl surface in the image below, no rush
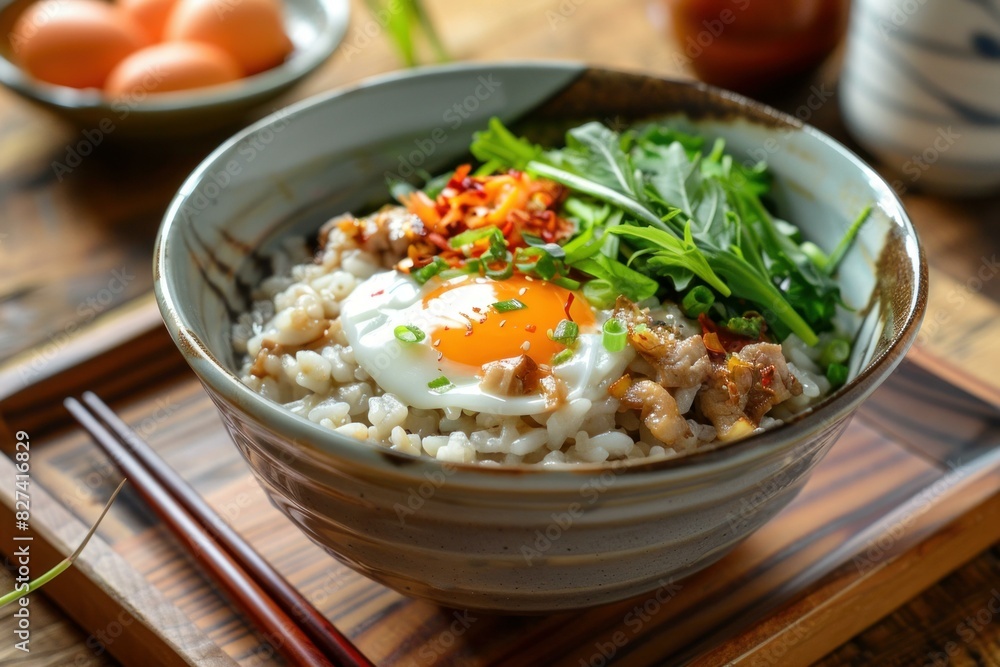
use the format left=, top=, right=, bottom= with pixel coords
left=0, top=0, right=349, bottom=138
left=154, top=63, right=926, bottom=612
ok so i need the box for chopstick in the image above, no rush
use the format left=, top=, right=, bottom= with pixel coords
left=65, top=392, right=374, bottom=667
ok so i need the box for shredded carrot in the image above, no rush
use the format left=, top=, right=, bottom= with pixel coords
left=400, top=191, right=441, bottom=228
left=401, top=166, right=573, bottom=271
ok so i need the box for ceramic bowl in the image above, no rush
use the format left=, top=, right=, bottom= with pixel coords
left=841, top=0, right=1000, bottom=195
left=0, top=0, right=349, bottom=138
left=154, top=63, right=927, bottom=612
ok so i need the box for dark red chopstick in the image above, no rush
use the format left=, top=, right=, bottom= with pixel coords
left=78, top=391, right=372, bottom=666
left=66, top=393, right=373, bottom=667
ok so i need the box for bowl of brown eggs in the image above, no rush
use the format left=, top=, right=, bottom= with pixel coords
left=0, top=0, right=348, bottom=136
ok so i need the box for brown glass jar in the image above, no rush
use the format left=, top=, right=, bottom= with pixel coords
left=663, top=0, right=850, bottom=95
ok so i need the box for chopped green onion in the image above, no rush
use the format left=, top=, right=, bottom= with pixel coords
left=681, top=285, right=715, bottom=317
left=826, top=363, right=849, bottom=388
left=481, top=228, right=509, bottom=262
left=513, top=246, right=558, bottom=280
left=724, top=316, right=763, bottom=339
left=547, top=319, right=579, bottom=346
left=449, top=225, right=501, bottom=248
left=820, top=339, right=851, bottom=368
left=552, top=276, right=581, bottom=291
left=393, top=324, right=426, bottom=344
left=440, top=259, right=481, bottom=279
left=484, top=252, right=513, bottom=280
left=493, top=298, right=526, bottom=313
left=427, top=375, right=454, bottom=393
left=602, top=318, right=628, bottom=352
left=413, top=256, right=448, bottom=284
left=634, top=323, right=649, bottom=334
left=551, top=349, right=574, bottom=366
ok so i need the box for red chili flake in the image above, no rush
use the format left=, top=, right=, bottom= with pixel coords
left=525, top=324, right=537, bottom=333
left=426, top=232, right=451, bottom=251
left=760, top=365, right=775, bottom=388
left=371, top=289, right=384, bottom=297
left=564, top=292, right=576, bottom=322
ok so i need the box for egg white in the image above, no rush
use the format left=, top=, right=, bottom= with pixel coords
left=340, top=270, right=635, bottom=416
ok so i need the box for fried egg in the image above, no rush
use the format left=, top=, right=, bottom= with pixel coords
left=340, top=271, right=635, bottom=415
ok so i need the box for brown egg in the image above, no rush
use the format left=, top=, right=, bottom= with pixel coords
left=165, top=0, right=292, bottom=76
left=118, top=0, right=178, bottom=41
left=105, top=42, right=242, bottom=97
left=10, top=0, right=146, bottom=89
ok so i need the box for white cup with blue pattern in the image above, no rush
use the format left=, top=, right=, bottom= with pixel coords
left=841, top=0, right=1000, bottom=196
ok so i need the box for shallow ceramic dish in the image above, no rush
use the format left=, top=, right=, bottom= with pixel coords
left=154, top=63, right=927, bottom=612
left=0, top=0, right=348, bottom=138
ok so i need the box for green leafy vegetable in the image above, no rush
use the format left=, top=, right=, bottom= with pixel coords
left=466, top=117, right=871, bottom=348
left=609, top=224, right=729, bottom=295
left=825, top=205, right=872, bottom=274
left=572, top=253, right=658, bottom=308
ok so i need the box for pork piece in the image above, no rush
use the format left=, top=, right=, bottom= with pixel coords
left=632, top=329, right=711, bottom=390
left=698, top=342, right=803, bottom=441
left=699, top=362, right=756, bottom=442
left=613, top=297, right=711, bottom=390
left=613, top=296, right=650, bottom=330
left=481, top=354, right=542, bottom=395
left=737, top=343, right=803, bottom=418
left=616, top=378, right=692, bottom=446
left=480, top=355, right=566, bottom=408
left=319, top=206, right=421, bottom=257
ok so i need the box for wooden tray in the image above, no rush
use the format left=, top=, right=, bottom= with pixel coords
left=2, top=287, right=1000, bottom=666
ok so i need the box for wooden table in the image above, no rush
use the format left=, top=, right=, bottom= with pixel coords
left=1, top=0, right=1000, bottom=664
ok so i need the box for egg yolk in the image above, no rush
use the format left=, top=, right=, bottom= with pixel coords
left=422, top=274, right=595, bottom=368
